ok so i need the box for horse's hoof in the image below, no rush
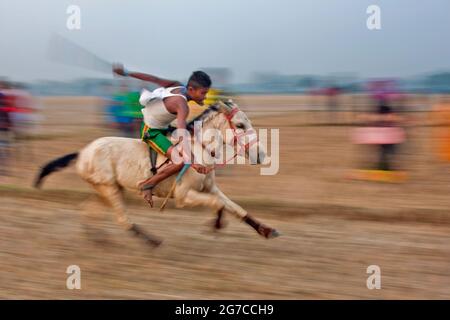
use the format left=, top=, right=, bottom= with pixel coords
left=147, top=238, right=163, bottom=247
left=214, top=218, right=228, bottom=230
left=267, top=229, right=281, bottom=239
left=140, top=233, right=162, bottom=247
left=129, top=224, right=162, bottom=247
left=259, top=225, right=281, bottom=239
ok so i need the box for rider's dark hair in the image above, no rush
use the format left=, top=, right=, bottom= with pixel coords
left=187, top=71, right=212, bottom=89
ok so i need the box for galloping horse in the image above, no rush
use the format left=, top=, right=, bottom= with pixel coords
left=34, top=100, right=280, bottom=246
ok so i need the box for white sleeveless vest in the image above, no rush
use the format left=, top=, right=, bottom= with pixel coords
left=139, top=86, right=187, bottom=129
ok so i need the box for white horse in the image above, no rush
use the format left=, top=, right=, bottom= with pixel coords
left=34, top=101, right=280, bottom=246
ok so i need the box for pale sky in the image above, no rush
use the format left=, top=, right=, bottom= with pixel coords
left=0, top=0, right=449, bottom=83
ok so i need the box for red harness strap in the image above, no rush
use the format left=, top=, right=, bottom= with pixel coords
left=225, top=108, right=258, bottom=155
left=208, top=107, right=259, bottom=168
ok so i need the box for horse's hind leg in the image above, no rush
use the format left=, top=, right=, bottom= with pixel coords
left=80, top=192, right=110, bottom=243
left=93, top=184, right=132, bottom=229
left=93, top=184, right=162, bottom=246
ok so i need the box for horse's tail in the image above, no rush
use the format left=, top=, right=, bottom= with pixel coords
left=34, top=152, right=79, bottom=189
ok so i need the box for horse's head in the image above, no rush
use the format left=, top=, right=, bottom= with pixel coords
left=215, top=100, right=267, bottom=165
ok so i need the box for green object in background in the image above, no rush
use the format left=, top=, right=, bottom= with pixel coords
left=111, top=91, right=129, bottom=119
left=123, top=91, right=142, bottom=118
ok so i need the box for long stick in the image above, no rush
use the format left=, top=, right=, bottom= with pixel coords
left=159, top=180, right=176, bottom=212
left=47, top=34, right=112, bottom=73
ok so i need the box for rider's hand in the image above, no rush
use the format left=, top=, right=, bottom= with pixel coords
left=191, top=164, right=213, bottom=175
left=112, top=63, right=126, bottom=76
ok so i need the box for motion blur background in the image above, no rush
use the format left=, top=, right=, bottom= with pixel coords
left=0, top=0, right=449, bottom=299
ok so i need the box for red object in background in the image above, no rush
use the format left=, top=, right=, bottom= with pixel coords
left=366, top=79, right=403, bottom=102
left=326, top=87, right=340, bottom=97
left=309, top=87, right=340, bottom=96
left=0, top=89, right=34, bottom=113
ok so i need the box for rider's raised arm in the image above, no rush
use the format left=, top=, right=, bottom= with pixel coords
left=128, top=72, right=181, bottom=87
left=113, top=64, right=181, bottom=88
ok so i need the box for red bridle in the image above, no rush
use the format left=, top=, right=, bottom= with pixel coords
left=223, top=107, right=258, bottom=158
left=180, top=106, right=260, bottom=171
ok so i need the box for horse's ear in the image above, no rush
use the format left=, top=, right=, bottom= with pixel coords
left=216, top=100, right=232, bottom=113
left=224, top=99, right=236, bottom=108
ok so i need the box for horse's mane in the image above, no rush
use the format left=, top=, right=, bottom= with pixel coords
left=166, top=104, right=221, bottom=134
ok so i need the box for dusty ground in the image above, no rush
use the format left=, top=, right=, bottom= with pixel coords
left=0, top=95, right=449, bottom=299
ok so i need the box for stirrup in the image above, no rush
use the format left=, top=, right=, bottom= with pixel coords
left=141, top=184, right=155, bottom=192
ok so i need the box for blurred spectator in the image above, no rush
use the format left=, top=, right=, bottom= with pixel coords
left=105, top=81, right=141, bottom=138
left=326, top=85, right=341, bottom=117
left=0, top=81, right=12, bottom=175
left=372, top=98, right=404, bottom=170
left=352, top=80, right=406, bottom=174
left=432, top=96, right=450, bottom=162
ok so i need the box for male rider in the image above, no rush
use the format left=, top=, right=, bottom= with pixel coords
left=113, top=64, right=212, bottom=207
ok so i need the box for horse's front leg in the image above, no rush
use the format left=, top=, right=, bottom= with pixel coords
left=214, top=207, right=226, bottom=230
left=175, top=188, right=227, bottom=232
left=208, top=186, right=280, bottom=239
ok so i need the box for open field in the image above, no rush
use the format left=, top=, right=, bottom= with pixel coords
left=0, top=95, right=449, bottom=299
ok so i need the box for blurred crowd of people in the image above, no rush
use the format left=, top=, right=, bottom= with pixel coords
left=0, top=80, right=39, bottom=176
left=1, top=75, right=448, bottom=181
left=102, top=81, right=143, bottom=138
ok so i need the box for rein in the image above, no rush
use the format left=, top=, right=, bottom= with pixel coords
left=171, top=106, right=259, bottom=168
left=159, top=106, right=258, bottom=212
left=212, top=107, right=258, bottom=168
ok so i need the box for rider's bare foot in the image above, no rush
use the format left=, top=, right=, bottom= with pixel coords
left=139, top=182, right=155, bottom=208
left=142, top=189, right=154, bottom=207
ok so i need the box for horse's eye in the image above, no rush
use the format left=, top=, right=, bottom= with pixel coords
left=236, top=123, right=245, bottom=129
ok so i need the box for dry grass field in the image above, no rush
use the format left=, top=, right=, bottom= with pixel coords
left=0, top=95, right=449, bottom=299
